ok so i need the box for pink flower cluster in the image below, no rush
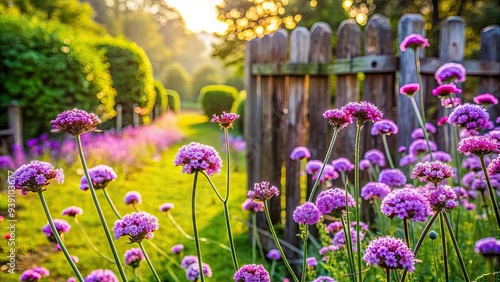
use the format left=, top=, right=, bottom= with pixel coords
left=363, top=236, right=415, bottom=272
left=381, top=188, right=431, bottom=222
left=174, top=142, right=222, bottom=176
left=113, top=212, right=159, bottom=243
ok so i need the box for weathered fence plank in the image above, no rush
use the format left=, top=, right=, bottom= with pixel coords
left=479, top=25, right=500, bottom=121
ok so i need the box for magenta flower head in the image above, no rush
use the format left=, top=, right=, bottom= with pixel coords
left=488, top=156, right=500, bottom=176
left=171, top=244, right=184, bottom=255
left=411, top=161, right=455, bottom=186
left=435, top=63, right=467, bottom=85
left=475, top=237, right=500, bottom=258
left=364, top=149, right=386, bottom=167
left=371, top=119, right=399, bottom=136
left=381, top=188, right=431, bottom=222
left=51, top=108, right=101, bottom=136
left=399, top=83, right=420, bottom=96
left=323, top=108, right=353, bottom=129
left=242, top=198, right=264, bottom=212
left=399, top=33, right=430, bottom=51
left=293, top=202, right=321, bottom=225
left=247, top=181, right=279, bottom=202
left=361, top=182, right=392, bottom=201
left=266, top=249, right=281, bottom=260
left=159, top=203, right=174, bottom=212
left=316, top=188, right=355, bottom=218
left=174, top=142, right=222, bottom=176
left=341, top=101, right=383, bottom=124
left=113, top=211, right=159, bottom=243
left=313, top=276, right=336, bottom=282
left=186, top=263, right=212, bottom=281
left=124, top=191, right=142, bottom=205
left=79, top=164, right=117, bottom=190
left=378, top=169, right=407, bottom=188
left=438, top=116, right=449, bottom=126
left=84, top=269, right=118, bottom=282
left=124, top=247, right=145, bottom=268
left=458, top=136, right=500, bottom=157
left=331, top=157, right=355, bottom=172
left=424, top=184, right=459, bottom=212
left=20, top=270, right=42, bottom=282
left=290, top=146, right=311, bottom=160
left=211, top=111, right=239, bottom=129
left=409, top=139, right=438, bottom=156
left=448, top=103, right=489, bottom=133
left=42, top=219, right=71, bottom=242
left=0, top=155, right=15, bottom=170
left=363, top=236, right=415, bottom=272
left=473, top=93, right=499, bottom=107
left=307, top=257, right=318, bottom=267
left=62, top=206, right=83, bottom=218
left=12, top=160, right=64, bottom=195
left=234, top=264, right=270, bottom=282
left=432, top=84, right=462, bottom=98
left=326, top=221, right=343, bottom=233
left=441, top=97, right=461, bottom=108
left=305, top=160, right=323, bottom=175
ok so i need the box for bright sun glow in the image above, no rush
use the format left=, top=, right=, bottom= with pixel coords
left=166, top=0, right=228, bottom=34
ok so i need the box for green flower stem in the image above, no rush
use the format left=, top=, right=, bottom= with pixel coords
left=341, top=216, right=356, bottom=282
left=301, top=227, right=308, bottom=282
left=201, top=172, right=224, bottom=202
left=382, top=134, right=395, bottom=169
left=414, top=48, right=426, bottom=123
left=38, top=192, right=84, bottom=281
left=74, top=218, right=115, bottom=263
left=75, top=136, right=128, bottom=281
left=103, top=188, right=122, bottom=219
left=191, top=171, right=205, bottom=282
left=270, top=260, right=276, bottom=281
left=252, top=213, right=266, bottom=261
left=252, top=212, right=257, bottom=263
left=263, top=201, right=299, bottom=282
left=488, top=258, right=494, bottom=282
left=308, top=129, right=339, bottom=202
left=354, top=123, right=363, bottom=282
left=386, top=268, right=391, bottom=282
left=479, top=156, right=500, bottom=229
left=439, top=213, right=449, bottom=282
left=403, top=218, right=411, bottom=248
left=224, top=128, right=231, bottom=201
left=138, top=242, right=161, bottom=282
left=409, top=96, right=434, bottom=161
left=432, top=240, right=439, bottom=281
left=145, top=240, right=182, bottom=269
left=443, top=213, right=470, bottom=282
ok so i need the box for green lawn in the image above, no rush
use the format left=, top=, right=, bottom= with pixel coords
left=0, top=112, right=260, bottom=281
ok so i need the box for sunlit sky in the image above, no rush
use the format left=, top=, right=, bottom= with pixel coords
left=166, top=0, right=228, bottom=34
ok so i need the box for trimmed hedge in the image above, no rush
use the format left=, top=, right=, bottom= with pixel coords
left=154, top=80, right=168, bottom=115
left=198, top=85, right=238, bottom=118
left=166, top=89, right=181, bottom=113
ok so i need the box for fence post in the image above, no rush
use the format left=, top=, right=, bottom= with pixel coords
left=479, top=25, right=500, bottom=121
left=132, top=103, right=140, bottom=127
left=308, top=22, right=332, bottom=200
left=116, top=104, right=123, bottom=131
left=397, top=14, right=426, bottom=149
left=285, top=26, right=310, bottom=262
left=8, top=101, right=22, bottom=146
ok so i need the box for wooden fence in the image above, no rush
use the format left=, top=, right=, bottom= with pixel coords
left=243, top=14, right=500, bottom=257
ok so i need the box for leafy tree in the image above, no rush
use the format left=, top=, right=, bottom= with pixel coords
left=160, top=62, right=193, bottom=102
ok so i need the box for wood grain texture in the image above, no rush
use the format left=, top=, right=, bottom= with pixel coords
left=479, top=25, right=500, bottom=123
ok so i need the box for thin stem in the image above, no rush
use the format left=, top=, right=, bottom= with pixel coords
left=132, top=203, right=141, bottom=212
left=224, top=128, right=231, bottom=202
left=341, top=216, right=356, bottom=282
left=103, top=188, right=122, bottom=219
left=270, top=260, right=276, bottom=281
left=409, top=96, right=434, bottom=161
left=386, top=268, right=391, bottom=282
left=191, top=171, right=205, bottom=282
left=354, top=123, right=363, bottom=282
left=301, top=226, right=308, bottom=282
left=145, top=240, right=182, bottom=268
left=308, top=129, right=339, bottom=202
left=443, top=213, right=470, bottom=282
left=138, top=242, right=161, bottom=282
left=201, top=171, right=224, bottom=202
left=263, top=201, right=299, bottom=282
left=414, top=49, right=426, bottom=124
left=76, top=136, right=128, bottom=281
left=488, top=258, right=494, bottom=282
left=403, top=218, right=411, bottom=249
left=252, top=212, right=266, bottom=261
left=38, top=192, right=84, bottom=281
left=479, top=156, right=500, bottom=229
left=432, top=240, right=439, bottom=282
left=439, top=213, right=449, bottom=282
left=252, top=213, right=257, bottom=263
left=74, top=218, right=115, bottom=263
left=222, top=200, right=239, bottom=271
left=382, top=134, right=395, bottom=169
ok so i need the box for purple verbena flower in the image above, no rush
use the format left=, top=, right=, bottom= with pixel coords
left=331, top=158, right=354, bottom=172
left=159, top=203, right=174, bottom=212
left=211, top=111, right=239, bottom=129
left=41, top=219, right=71, bottom=242
left=323, top=109, right=353, bottom=129
left=51, top=108, right=101, bottom=136
left=408, top=139, right=438, bottom=156
left=174, top=142, right=222, bottom=176
left=441, top=97, right=462, bottom=108
left=359, top=159, right=371, bottom=170
left=473, top=93, right=498, bottom=107
left=234, top=264, right=270, bottom=282
left=399, top=83, right=420, bottom=96
left=20, top=270, right=42, bottom=282
left=422, top=151, right=452, bottom=163
left=316, top=188, right=355, bottom=217
left=326, top=221, right=343, bottom=233
left=398, top=146, right=407, bottom=153
left=313, top=276, right=336, bottom=282
left=113, top=212, right=159, bottom=243
left=80, top=164, right=117, bottom=190
left=84, top=269, right=118, bottom=282
left=475, top=237, right=500, bottom=257
left=313, top=164, right=339, bottom=183
left=438, top=116, right=449, bottom=126
left=12, top=160, right=64, bottom=195
left=0, top=155, right=14, bottom=170
left=364, top=149, right=385, bottom=167
left=171, top=244, right=184, bottom=255
left=435, top=63, right=467, bottom=85
left=62, top=206, right=83, bottom=218
left=124, top=191, right=142, bottom=205
left=305, top=160, right=323, bottom=175
left=333, top=228, right=365, bottom=251
left=186, top=263, right=212, bottom=281
left=293, top=202, right=321, bottom=225
left=363, top=236, right=415, bottom=272
left=381, top=188, right=431, bottom=222
left=242, top=198, right=264, bottom=212
left=361, top=182, right=392, bottom=201
left=399, top=154, right=418, bottom=167
left=247, top=181, right=279, bottom=202
left=266, top=249, right=281, bottom=260
left=181, top=255, right=198, bottom=269
left=378, top=169, right=407, bottom=188
left=371, top=119, right=398, bottom=136
left=341, top=101, right=383, bottom=124
left=448, top=103, right=489, bottom=132
left=424, top=184, right=459, bottom=212
left=458, top=136, right=499, bottom=156
left=462, top=155, right=484, bottom=171
left=124, top=248, right=144, bottom=268
left=432, top=84, right=462, bottom=97
left=32, top=267, right=50, bottom=277
left=488, top=156, right=500, bottom=176
left=399, top=34, right=430, bottom=51
left=411, top=161, right=454, bottom=185
left=307, top=257, right=318, bottom=267
left=290, top=146, right=311, bottom=160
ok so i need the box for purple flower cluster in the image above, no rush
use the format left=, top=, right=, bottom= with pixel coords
left=41, top=219, right=71, bottom=242
left=341, top=101, right=383, bottom=124
left=411, top=161, right=454, bottom=185
left=488, top=156, right=500, bottom=176
left=475, top=237, right=500, bottom=257
left=290, top=146, right=311, bottom=160
left=181, top=255, right=199, bottom=269
left=211, top=111, right=240, bottom=128
left=316, top=188, right=355, bottom=217
left=186, top=263, right=213, bottom=281
left=378, top=169, right=407, bottom=187
left=113, top=212, right=159, bottom=243
left=323, top=109, right=353, bottom=129
left=266, top=249, right=281, bottom=260
left=84, top=269, right=118, bottom=282
left=400, top=83, right=420, bottom=96
left=409, top=139, right=438, bottom=155
left=399, top=34, right=430, bottom=51
left=62, top=206, right=83, bottom=218
left=0, top=155, right=15, bottom=170
left=307, top=257, right=318, bottom=267
left=51, top=108, right=101, bottom=136
left=159, top=203, right=174, bottom=212
left=13, top=160, right=64, bottom=195
left=234, top=264, right=270, bottom=282
left=174, top=142, right=222, bottom=176
left=313, top=276, right=336, bottom=282
left=448, top=103, right=489, bottom=132
left=364, top=150, right=386, bottom=167
left=458, top=136, right=499, bottom=156
left=124, top=248, right=144, bottom=268
left=124, top=191, right=142, bottom=205
left=424, top=184, right=459, bottom=212
left=20, top=267, right=50, bottom=281
left=422, top=151, right=452, bottom=163
left=363, top=236, right=415, bottom=272
left=312, top=164, right=339, bottom=184
left=171, top=244, right=184, bottom=255
left=80, top=164, right=117, bottom=190
left=293, top=202, right=321, bottom=225
left=247, top=181, right=279, bottom=202
left=381, top=188, right=431, bottom=222
left=432, top=84, right=462, bottom=97
left=331, top=158, right=354, bottom=172
left=473, top=93, right=498, bottom=107
left=305, top=160, right=323, bottom=175
left=242, top=198, right=265, bottom=212
left=441, top=97, right=461, bottom=108
left=332, top=228, right=365, bottom=251
left=435, top=63, right=467, bottom=85
left=361, top=182, right=392, bottom=201
left=371, top=119, right=399, bottom=136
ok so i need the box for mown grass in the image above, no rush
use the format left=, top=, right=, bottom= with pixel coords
left=0, top=112, right=261, bottom=281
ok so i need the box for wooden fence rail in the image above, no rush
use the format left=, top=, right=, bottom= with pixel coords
left=244, top=14, right=500, bottom=255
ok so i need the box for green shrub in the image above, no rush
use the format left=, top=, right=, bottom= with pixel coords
left=198, top=85, right=238, bottom=118
left=192, top=64, right=220, bottom=100
left=160, top=62, right=192, bottom=102
left=232, top=90, right=246, bottom=135
left=154, top=80, right=168, bottom=115
left=95, top=38, right=156, bottom=126
left=0, top=13, right=116, bottom=139
left=166, top=89, right=181, bottom=113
